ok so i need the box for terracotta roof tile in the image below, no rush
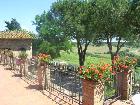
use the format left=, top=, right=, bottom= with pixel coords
left=0, top=31, right=33, bottom=39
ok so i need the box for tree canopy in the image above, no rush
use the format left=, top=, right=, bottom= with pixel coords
left=51, top=0, right=97, bottom=65
left=125, top=0, right=140, bottom=47
left=91, top=0, right=134, bottom=60
left=33, top=11, right=72, bottom=58
left=5, top=18, right=21, bottom=31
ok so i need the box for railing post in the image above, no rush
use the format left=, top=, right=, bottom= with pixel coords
left=44, top=63, right=48, bottom=90
left=37, top=61, right=46, bottom=90
left=117, top=70, right=133, bottom=100
left=82, top=80, right=104, bottom=105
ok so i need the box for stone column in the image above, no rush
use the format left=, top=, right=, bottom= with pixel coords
left=82, top=79, right=104, bottom=105
left=37, top=62, right=46, bottom=90
left=117, top=70, right=133, bottom=100
left=19, top=63, right=23, bottom=76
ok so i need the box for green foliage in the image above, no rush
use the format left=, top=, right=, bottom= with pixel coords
left=79, top=63, right=112, bottom=81
left=5, top=18, right=21, bottom=30
left=92, top=0, right=135, bottom=61
left=32, top=38, right=42, bottom=55
left=51, top=0, right=98, bottom=65
left=105, top=85, right=115, bottom=99
left=18, top=51, right=28, bottom=59
left=56, top=51, right=79, bottom=65
left=34, top=0, right=140, bottom=66
left=118, top=49, right=140, bottom=67
left=119, top=49, right=130, bottom=57
left=33, top=11, right=72, bottom=59
left=56, top=51, right=111, bottom=65
left=94, top=0, right=130, bottom=37
left=39, top=41, right=60, bottom=58
left=126, top=0, right=140, bottom=35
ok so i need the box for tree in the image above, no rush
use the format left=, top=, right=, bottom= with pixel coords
left=91, top=0, right=136, bottom=95
left=93, top=0, right=133, bottom=61
left=125, top=0, right=140, bottom=47
left=33, top=11, right=72, bottom=58
left=5, top=18, right=21, bottom=30
left=51, top=0, right=96, bottom=66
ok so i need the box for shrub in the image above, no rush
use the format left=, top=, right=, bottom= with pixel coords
left=18, top=52, right=28, bottom=59
left=113, top=55, right=137, bottom=72
left=79, top=63, right=112, bottom=82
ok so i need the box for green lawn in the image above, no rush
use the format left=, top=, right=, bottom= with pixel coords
left=55, top=45, right=140, bottom=65
left=55, top=51, right=111, bottom=65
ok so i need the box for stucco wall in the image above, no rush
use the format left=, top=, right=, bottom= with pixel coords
left=0, top=39, right=32, bottom=58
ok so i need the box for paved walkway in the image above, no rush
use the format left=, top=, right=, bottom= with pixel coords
left=0, top=65, right=134, bottom=105
left=0, top=65, right=57, bottom=105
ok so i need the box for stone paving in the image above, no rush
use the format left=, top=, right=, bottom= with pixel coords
left=0, top=65, right=134, bottom=105
left=0, top=65, right=57, bottom=105
left=104, top=99, right=133, bottom=105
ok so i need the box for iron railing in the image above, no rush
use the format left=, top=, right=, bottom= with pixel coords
left=0, top=53, right=130, bottom=105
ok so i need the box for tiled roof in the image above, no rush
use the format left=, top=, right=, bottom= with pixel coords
left=0, top=31, right=33, bottom=39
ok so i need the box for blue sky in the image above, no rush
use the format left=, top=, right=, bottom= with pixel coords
left=0, top=0, right=56, bottom=33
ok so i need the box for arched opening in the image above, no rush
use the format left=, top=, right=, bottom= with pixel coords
left=19, top=47, right=26, bottom=52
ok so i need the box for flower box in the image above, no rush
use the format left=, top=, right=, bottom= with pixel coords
left=79, top=63, right=112, bottom=105
left=113, top=55, right=136, bottom=100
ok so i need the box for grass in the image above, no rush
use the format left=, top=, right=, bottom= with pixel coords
left=55, top=51, right=111, bottom=65
left=135, top=67, right=140, bottom=83
left=56, top=45, right=140, bottom=65
left=55, top=45, right=120, bottom=66
left=55, top=51, right=79, bottom=65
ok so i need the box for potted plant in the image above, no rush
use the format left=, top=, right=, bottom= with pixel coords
left=37, top=53, right=51, bottom=89
left=8, top=51, right=13, bottom=58
left=79, top=63, right=112, bottom=105
left=18, top=52, right=28, bottom=76
left=18, top=51, right=28, bottom=62
left=113, top=55, right=137, bottom=73
left=37, top=53, right=51, bottom=66
left=113, top=55, right=137, bottom=99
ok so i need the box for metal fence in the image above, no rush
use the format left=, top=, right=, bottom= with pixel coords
left=44, top=62, right=82, bottom=105
left=0, top=54, right=124, bottom=105
left=132, top=67, right=140, bottom=94
left=104, top=75, right=116, bottom=100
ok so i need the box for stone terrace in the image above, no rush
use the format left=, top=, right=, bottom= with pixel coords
left=0, top=64, right=133, bottom=105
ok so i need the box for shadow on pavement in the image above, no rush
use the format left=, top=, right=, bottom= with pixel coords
left=25, top=84, right=43, bottom=90
left=12, top=74, right=22, bottom=77
left=4, top=67, right=12, bottom=70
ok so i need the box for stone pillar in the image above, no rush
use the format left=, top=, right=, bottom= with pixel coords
left=82, top=79, right=104, bottom=105
left=0, top=54, right=1, bottom=63
left=19, top=63, right=23, bottom=76
left=37, top=62, right=46, bottom=90
left=19, top=59, right=26, bottom=76
left=117, top=70, right=133, bottom=100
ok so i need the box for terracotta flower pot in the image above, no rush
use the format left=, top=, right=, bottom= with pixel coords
left=82, top=79, right=104, bottom=105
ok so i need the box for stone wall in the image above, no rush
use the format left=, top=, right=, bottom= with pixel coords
left=0, top=39, right=32, bottom=58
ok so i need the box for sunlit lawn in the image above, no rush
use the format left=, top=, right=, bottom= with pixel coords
left=55, top=51, right=111, bottom=65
